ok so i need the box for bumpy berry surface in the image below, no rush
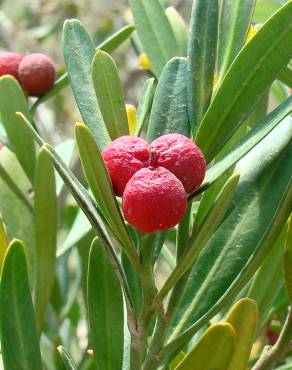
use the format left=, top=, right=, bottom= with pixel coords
left=151, top=133, right=206, bottom=193
left=18, top=53, right=56, bottom=96
left=0, top=52, right=23, bottom=81
left=102, top=136, right=150, bottom=196
left=122, top=167, right=187, bottom=233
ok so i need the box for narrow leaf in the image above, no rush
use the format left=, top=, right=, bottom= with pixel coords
left=88, top=238, right=124, bottom=370
left=225, top=298, right=258, bottom=370
left=190, top=95, right=292, bottom=199
left=92, top=51, right=129, bottom=139
left=284, top=216, right=292, bottom=302
left=34, top=148, right=57, bottom=331
left=0, top=240, right=42, bottom=370
left=147, top=57, right=190, bottom=142
left=175, top=323, right=235, bottom=370
left=165, top=7, right=187, bottom=56
left=74, top=122, right=138, bottom=265
left=128, top=0, right=179, bottom=76
left=187, top=0, right=218, bottom=133
left=196, top=1, right=292, bottom=162
left=0, top=76, right=36, bottom=182
left=57, top=346, right=77, bottom=370
left=278, top=64, right=292, bottom=89
left=62, top=19, right=110, bottom=150
left=136, top=78, right=155, bottom=136
left=0, top=218, right=8, bottom=272
left=217, top=0, right=256, bottom=81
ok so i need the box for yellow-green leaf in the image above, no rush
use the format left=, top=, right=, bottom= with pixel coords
left=0, top=218, right=8, bottom=272
left=284, top=216, right=292, bottom=302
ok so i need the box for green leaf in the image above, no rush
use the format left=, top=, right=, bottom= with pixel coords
left=0, top=76, right=36, bottom=183
left=0, top=218, right=8, bottom=272
left=187, top=0, right=219, bottom=133
left=278, top=64, right=292, bottom=89
left=62, top=19, right=110, bottom=150
left=175, top=323, right=235, bottom=370
left=169, top=136, right=292, bottom=346
left=34, top=148, right=57, bottom=331
left=74, top=122, right=138, bottom=267
left=88, top=238, right=124, bottom=370
left=92, top=51, right=129, bottom=139
left=0, top=240, right=42, bottom=370
left=128, top=0, right=179, bottom=76
left=196, top=1, right=292, bottom=162
left=190, top=95, right=292, bottom=199
left=248, top=226, right=287, bottom=327
left=284, top=216, right=292, bottom=303
left=147, top=57, right=190, bottom=142
left=165, top=7, right=187, bottom=56
left=54, top=139, right=75, bottom=196
left=217, top=0, right=256, bottom=81
left=136, top=78, right=156, bottom=136
left=31, top=25, right=135, bottom=112
left=225, top=298, right=258, bottom=370
left=57, top=346, right=77, bottom=370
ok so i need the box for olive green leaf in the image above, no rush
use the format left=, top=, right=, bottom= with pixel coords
left=225, top=298, right=258, bottom=370
left=34, top=148, right=57, bottom=332
left=0, top=218, right=8, bottom=272
left=175, top=323, right=235, bottom=370
left=0, top=240, right=42, bottom=370
left=217, top=0, right=256, bottom=81
left=196, top=1, right=292, bottom=162
left=88, top=238, right=124, bottom=370
left=62, top=19, right=110, bottom=150
left=187, top=0, right=219, bottom=133
left=92, top=51, right=129, bottom=139
left=284, top=216, right=292, bottom=302
left=165, top=7, right=187, bottom=56
left=147, top=57, right=190, bottom=142
left=128, top=0, right=179, bottom=76
left=136, top=78, right=156, bottom=136
left=278, top=64, right=292, bottom=89
left=0, top=76, right=36, bottom=183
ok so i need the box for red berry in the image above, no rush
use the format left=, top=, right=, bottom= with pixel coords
left=151, top=133, right=206, bottom=193
left=18, top=53, right=56, bottom=96
left=0, top=52, right=24, bottom=81
left=102, top=136, right=150, bottom=196
left=122, top=167, right=187, bottom=233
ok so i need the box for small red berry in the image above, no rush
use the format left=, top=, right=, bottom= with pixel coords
left=102, top=136, right=150, bottom=196
left=18, top=53, right=56, bottom=96
left=122, top=167, right=187, bottom=233
left=151, top=133, right=206, bottom=193
left=0, top=52, right=24, bottom=81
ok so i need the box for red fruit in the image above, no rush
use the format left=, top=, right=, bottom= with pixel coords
left=0, top=52, right=23, bottom=80
left=102, top=136, right=150, bottom=196
left=122, top=167, right=187, bottom=233
left=18, top=53, right=56, bottom=96
left=151, top=133, right=206, bottom=193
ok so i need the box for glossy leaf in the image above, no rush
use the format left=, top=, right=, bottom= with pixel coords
left=190, top=95, right=292, bottom=199
left=88, top=238, right=124, bottom=370
left=136, top=78, right=155, bottom=136
left=92, top=51, right=129, bottom=139
left=34, top=148, right=57, bottom=331
left=74, top=123, right=137, bottom=265
left=225, top=298, right=258, bottom=370
left=284, top=216, right=292, bottom=302
left=217, top=0, right=256, bottom=81
left=175, top=323, right=235, bottom=370
left=248, top=226, right=287, bottom=327
left=0, top=76, right=36, bottom=182
left=196, top=1, right=292, bottom=162
left=147, top=57, right=190, bottom=142
left=0, top=218, right=8, bottom=272
left=0, top=240, right=42, bottom=370
left=165, top=7, right=187, bottom=56
left=57, top=346, right=77, bottom=370
left=187, top=0, right=219, bottom=133
left=31, top=25, right=135, bottom=112
left=128, top=0, right=178, bottom=76
left=62, top=19, right=110, bottom=150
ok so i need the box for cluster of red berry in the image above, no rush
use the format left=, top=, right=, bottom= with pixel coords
left=102, top=133, right=206, bottom=233
left=0, top=51, right=55, bottom=96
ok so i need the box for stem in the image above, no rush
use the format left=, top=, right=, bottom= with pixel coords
left=252, top=306, right=292, bottom=370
